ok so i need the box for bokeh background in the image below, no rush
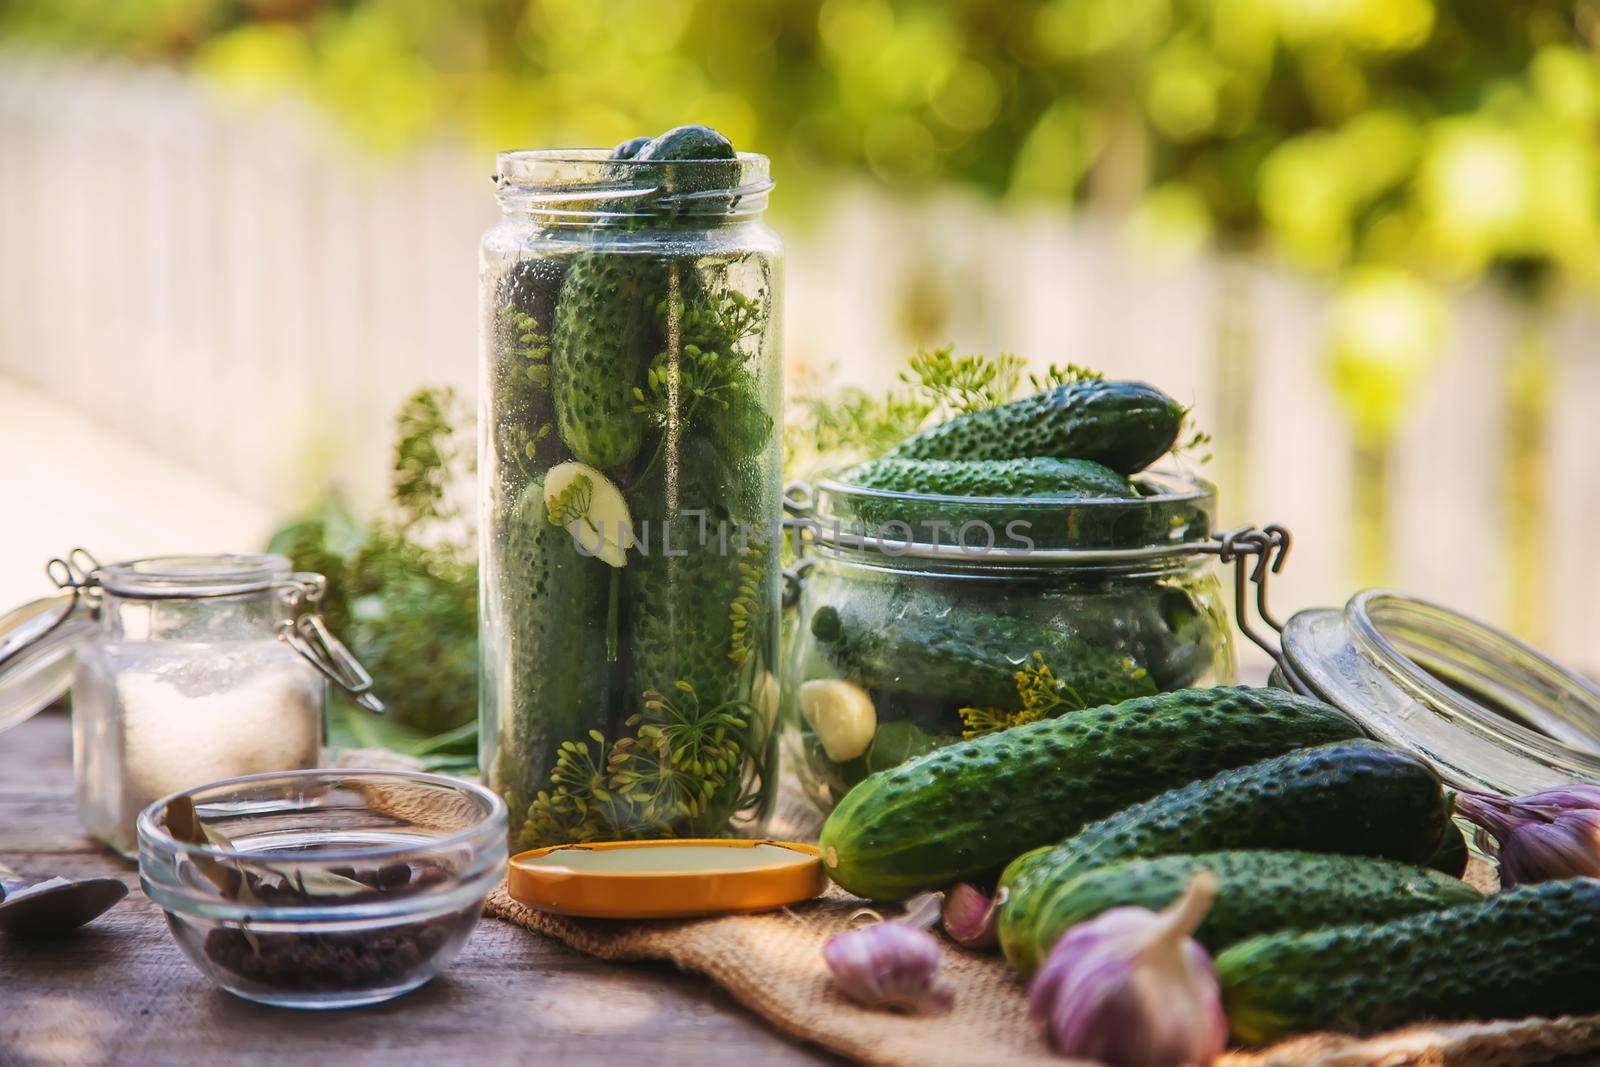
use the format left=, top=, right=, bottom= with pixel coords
left=4, top=0, right=1600, bottom=670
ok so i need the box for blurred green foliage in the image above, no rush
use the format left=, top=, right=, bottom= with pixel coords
left=268, top=387, right=478, bottom=744
left=5, top=0, right=1597, bottom=291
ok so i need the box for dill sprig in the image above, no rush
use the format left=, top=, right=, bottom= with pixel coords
left=516, top=680, right=759, bottom=848
left=957, top=653, right=1087, bottom=740
left=727, top=537, right=765, bottom=666
left=631, top=287, right=764, bottom=428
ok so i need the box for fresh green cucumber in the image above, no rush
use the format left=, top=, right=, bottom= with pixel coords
left=1000, top=740, right=1449, bottom=972
left=495, top=480, right=613, bottom=847
left=627, top=435, right=772, bottom=709
left=817, top=687, right=1364, bottom=900
left=550, top=251, right=661, bottom=469
left=634, top=124, right=740, bottom=197
left=809, top=598, right=1157, bottom=712
left=1427, top=817, right=1471, bottom=877
left=841, top=456, right=1138, bottom=500
left=887, top=379, right=1185, bottom=475
left=835, top=456, right=1142, bottom=546
left=1217, top=878, right=1600, bottom=1043
left=1029, top=850, right=1480, bottom=964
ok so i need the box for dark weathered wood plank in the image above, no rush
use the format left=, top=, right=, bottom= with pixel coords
left=0, top=710, right=837, bottom=1066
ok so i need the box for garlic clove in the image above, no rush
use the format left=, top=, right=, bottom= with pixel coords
left=799, top=679, right=877, bottom=762
left=823, top=920, right=953, bottom=1013
left=942, top=883, right=1004, bottom=950
left=544, top=462, right=633, bottom=568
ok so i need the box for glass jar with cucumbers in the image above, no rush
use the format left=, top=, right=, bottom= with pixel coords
left=783, top=376, right=1242, bottom=813
left=479, top=127, right=784, bottom=850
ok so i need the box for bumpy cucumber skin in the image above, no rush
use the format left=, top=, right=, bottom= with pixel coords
left=635, top=125, right=740, bottom=200
left=1217, top=878, right=1600, bottom=1043
left=888, top=379, right=1185, bottom=475
left=810, top=599, right=1156, bottom=710
left=1031, top=850, right=1480, bottom=964
left=496, top=482, right=612, bottom=845
left=550, top=252, right=660, bottom=469
left=1000, top=740, right=1449, bottom=972
left=818, top=687, right=1365, bottom=901
left=837, top=456, right=1154, bottom=549
left=628, top=437, right=771, bottom=709
left=843, top=456, right=1138, bottom=500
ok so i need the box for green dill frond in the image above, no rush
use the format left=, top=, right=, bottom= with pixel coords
left=391, top=386, right=467, bottom=529
left=1028, top=362, right=1103, bottom=392
left=901, top=345, right=1025, bottom=416
left=546, top=474, right=593, bottom=526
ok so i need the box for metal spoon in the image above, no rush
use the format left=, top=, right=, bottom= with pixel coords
left=0, top=860, right=128, bottom=937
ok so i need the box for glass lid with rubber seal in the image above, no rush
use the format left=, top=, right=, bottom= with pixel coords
left=1278, top=590, right=1600, bottom=794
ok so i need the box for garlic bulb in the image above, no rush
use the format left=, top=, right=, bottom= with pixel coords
left=1029, top=872, right=1226, bottom=1067
left=823, top=919, right=953, bottom=1013
left=1456, top=785, right=1600, bottom=886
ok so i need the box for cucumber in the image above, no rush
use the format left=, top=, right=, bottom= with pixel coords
left=634, top=124, right=740, bottom=197
left=809, top=599, right=1158, bottom=712
left=888, top=379, right=1185, bottom=475
left=817, top=687, right=1364, bottom=900
left=841, top=457, right=1138, bottom=500
left=550, top=251, right=661, bottom=469
left=1217, top=878, right=1600, bottom=1043
left=627, top=435, right=772, bottom=710
left=492, top=481, right=613, bottom=847
left=1029, top=850, right=1480, bottom=965
left=835, top=457, right=1142, bottom=547
left=1000, top=740, right=1450, bottom=972
left=1427, top=817, right=1471, bottom=877
left=1062, top=582, right=1224, bottom=692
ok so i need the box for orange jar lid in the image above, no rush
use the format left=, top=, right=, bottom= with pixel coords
left=507, top=838, right=827, bottom=919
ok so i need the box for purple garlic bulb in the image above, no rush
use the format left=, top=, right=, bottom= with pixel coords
left=1029, top=872, right=1226, bottom=1067
left=1456, top=785, right=1600, bottom=886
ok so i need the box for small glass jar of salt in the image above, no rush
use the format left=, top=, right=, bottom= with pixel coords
left=57, top=554, right=379, bottom=856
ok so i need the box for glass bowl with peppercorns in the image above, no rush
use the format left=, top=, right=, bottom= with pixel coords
left=138, top=769, right=506, bottom=1009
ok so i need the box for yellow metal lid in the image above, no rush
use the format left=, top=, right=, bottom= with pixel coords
left=507, top=838, right=827, bottom=919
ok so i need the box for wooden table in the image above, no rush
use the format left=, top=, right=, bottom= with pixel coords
left=0, top=709, right=837, bottom=1066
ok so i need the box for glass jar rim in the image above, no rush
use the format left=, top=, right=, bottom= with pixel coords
left=97, top=553, right=291, bottom=599
left=1282, top=589, right=1600, bottom=792
left=136, top=768, right=509, bottom=865
left=493, top=148, right=772, bottom=219
left=798, top=466, right=1217, bottom=564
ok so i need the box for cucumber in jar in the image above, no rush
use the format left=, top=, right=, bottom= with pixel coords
left=492, top=479, right=615, bottom=849
left=808, top=596, right=1158, bottom=712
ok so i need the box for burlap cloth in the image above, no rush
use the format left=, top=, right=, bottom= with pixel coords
left=475, top=781, right=1600, bottom=1066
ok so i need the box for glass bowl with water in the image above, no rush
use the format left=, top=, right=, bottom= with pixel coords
left=137, top=769, right=507, bottom=1009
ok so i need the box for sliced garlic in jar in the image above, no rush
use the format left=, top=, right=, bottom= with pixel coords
left=544, top=462, right=633, bottom=568
left=800, top=678, right=877, bottom=762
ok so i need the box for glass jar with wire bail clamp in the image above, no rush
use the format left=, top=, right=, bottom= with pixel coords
left=780, top=468, right=1273, bottom=814
left=478, top=132, right=784, bottom=853
left=0, top=550, right=382, bottom=857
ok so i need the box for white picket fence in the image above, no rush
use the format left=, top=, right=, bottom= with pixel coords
left=2, top=50, right=1599, bottom=666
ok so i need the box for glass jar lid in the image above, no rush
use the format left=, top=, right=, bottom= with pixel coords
left=1280, top=590, right=1600, bottom=794
left=0, top=593, right=96, bottom=733
left=796, top=466, right=1216, bottom=563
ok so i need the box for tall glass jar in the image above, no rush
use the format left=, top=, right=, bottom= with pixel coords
left=479, top=149, right=784, bottom=851
left=783, top=470, right=1235, bottom=813
left=71, top=555, right=331, bottom=856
